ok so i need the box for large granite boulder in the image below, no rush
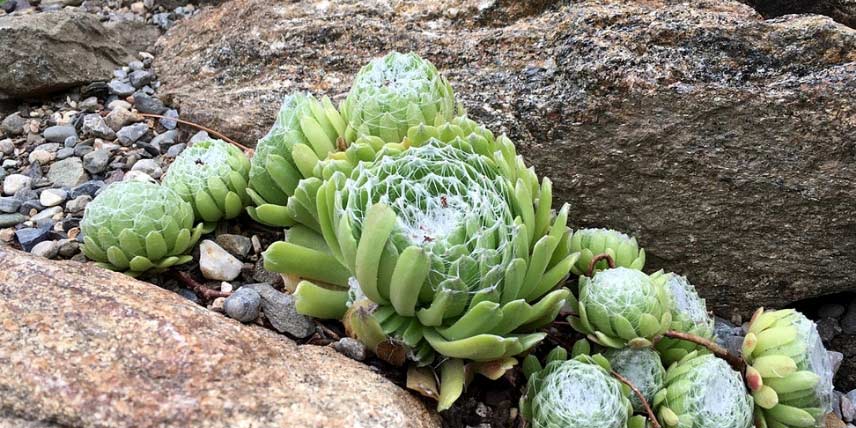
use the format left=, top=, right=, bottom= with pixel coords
left=154, top=0, right=856, bottom=318
left=0, top=247, right=439, bottom=428
left=0, top=11, right=138, bottom=100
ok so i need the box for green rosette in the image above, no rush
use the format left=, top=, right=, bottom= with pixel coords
left=81, top=181, right=203, bottom=277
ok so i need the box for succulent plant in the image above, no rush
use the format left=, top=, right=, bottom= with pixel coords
left=521, top=353, right=645, bottom=428
left=655, top=273, right=716, bottom=365
left=246, top=93, right=347, bottom=227
left=604, top=347, right=666, bottom=413
left=264, top=117, right=577, bottom=409
left=570, top=228, right=646, bottom=276
left=567, top=267, right=671, bottom=348
left=81, top=181, right=203, bottom=276
left=340, top=51, right=458, bottom=144
left=653, top=352, right=754, bottom=428
left=162, top=138, right=251, bottom=227
left=742, top=309, right=833, bottom=428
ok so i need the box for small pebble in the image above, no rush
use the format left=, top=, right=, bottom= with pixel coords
left=28, top=149, right=53, bottom=164
left=0, top=213, right=26, bottom=227
left=39, top=189, right=67, bottom=207
left=245, top=283, right=315, bottom=338
left=199, top=240, right=243, bottom=281
left=165, top=143, right=186, bottom=157
left=333, top=338, right=367, bottom=361
left=130, top=158, right=162, bottom=179
left=223, top=287, right=261, bottom=323
left=117, top=123, right=149, bottom=146
left=43, top=125, right=77, bottom=143
left=0, top=139, right=14, bottom=155
left=215, top=233, right=252, bottom=258
left=122, top=170, right=157, bottom=183
left=3, top=174, right=32, bottom=196
left=30, top=240, right=58, bottom=259
left=220, top=282, right=234, bottom=293
left=82, top=150, right=111, bottom=174
left=209, top=297, right=226, bottom=312
left=0, top=196, right=22, bottom=213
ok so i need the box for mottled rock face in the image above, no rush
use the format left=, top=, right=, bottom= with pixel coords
left=0, top=11, right=139, bottom=99
left=155, top=0, right=856, bottom=318
left=0, top=247, right=440, bottom=428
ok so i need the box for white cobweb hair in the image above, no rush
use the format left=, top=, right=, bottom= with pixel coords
left=530, top=360, right=629, bottom=428
left=338, top=139, right=517, bottom=295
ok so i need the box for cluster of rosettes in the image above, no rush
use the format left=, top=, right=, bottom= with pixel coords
left=78, top=51, right=838, bottom=424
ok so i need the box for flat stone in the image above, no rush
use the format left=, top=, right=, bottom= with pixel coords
left=28, top=149, right=54, bottom=164
left=0, top=248, right=440, bottom=428
left=130, top=159, right=162, bottom=179
left=165, top=143, right=186, bottom=157
left=107, top=100, right=132, bottom=111
left=55, top=147, right=74, bottom=160
left=117, top=123, right=149, bottom=146
left=245, top=283, right=315, bottom=339
left=79, top=96, right=100, bottom=112
left=3, top=174, right=31, bottom=196
left=215, top=233, right=252, bottom=258
left=43, top=125, right=77, bottom=143
left=82, top=150, right=111, bottom=174
left=159, top=109, right=179, bottom=130
left=0, top=197, right=22, bottom=213
left=0, top=213, right=26, bottom=227
left=199, top=240, right=242, bottom=281
left=82, top=114, right=116, bottom=140
left=31, top=206, right=63, bottom=223
left=47, top=157, right=88, bottom=188
left=39, top=188, right=67, bottom=207
left=70, top=181, right=104, bottom=199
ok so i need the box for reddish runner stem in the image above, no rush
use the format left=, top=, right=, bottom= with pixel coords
left=611, top=370, right=661, bottom=428
left=138, top=113, right=252, bottom=152
left=175, top=271, right=232, bottom=300
left=662, top=330, right=746, bottom=373
left=586, top=253, right=616, bottom=277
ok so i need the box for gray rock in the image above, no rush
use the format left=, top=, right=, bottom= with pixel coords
left=129, top=70, right=156, bottom=89
left=0, top=197, right=22, bottom=213
left=108, top=79, right=136, bottom=97
left=65, top=195, right=91, bottom=214
left=817, top=317, right=841, bottom=343
left=74, top=145, right=94, bottom=157
left=0, top=12, right=136, bottom=99
left=30, top=241, right=58, bottom=259
left=223, top=287, right=261, bottom=323
left=57, top=239, right=80, bottom=257
left=245, top=283, right=315, bottom=339
left=64, top=136, right=78, bottom=148
left=1, top=113, right=26, bottom=136
left=199, top=240, right=242, bottom=281
left=79, top=97, right=100, bottom=113
left=43, top=126, right=77, bottom=143
left=0, top=213, right=26, bottom=227
left=155, top=0, right=856, bottom=317
left=132, top=92, right=166, bottom=114
left=130, top=158, right=162, bottom=179
left=159, top=109, right=179, bottom=130
left=819, top=304, right=846, bottom=319
left=55, top=147, right=75, bottom=160
left=70, top=181, right=104, bottom=198
left=843, top=392, right=855, bottom=422
left=215, top=234, right=252, bottom=258
left=3, top=174, right=31, bottom=196
left=31, top=206, right=63, bottom=224
left=104, top=107, right=143, bottom=132
left=39, top=189, right=67, bottom=207
left=333, top=338, right=367, bottom=361
left=252, top=258, right=282, bottom=286
left=15, top=226, right=52, bottom=251
left=117, top=123, right=149, bottom=146
left=151, top=130, right=178, bottom=151
left=0, top=139, right=14, bottom=155
left=165, top=143, right=186, bottom=157
left=82, top=150, right=110, bottom=174
left=82, top=114, right=116, bottom=140
left=47, top=158, right=87, bottom=188
left=189, top=131, right=210, bottom=144
left=129, top=61, right=145, bottom=72
left=842, top=301, right=856, bottom=335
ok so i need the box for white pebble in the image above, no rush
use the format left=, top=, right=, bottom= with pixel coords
left=199, top=240, right=243, bottom=281
left=39, top=189, right=67, bottom=207
left=3, top=174, right=31, bottom=195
